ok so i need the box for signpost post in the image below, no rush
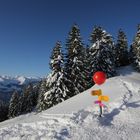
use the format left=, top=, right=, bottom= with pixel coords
left=91, top=71, right=109, bottom=117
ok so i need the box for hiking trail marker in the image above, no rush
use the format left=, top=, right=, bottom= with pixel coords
left=91, top=71, right=109, bottom=117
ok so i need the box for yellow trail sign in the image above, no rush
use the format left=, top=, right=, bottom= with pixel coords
left=98, top=95, right=109, bottom=102
left=91, top=89, right=102, bottom=96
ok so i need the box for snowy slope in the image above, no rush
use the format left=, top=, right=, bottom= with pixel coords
left=0, top=66, right=140, bottom=140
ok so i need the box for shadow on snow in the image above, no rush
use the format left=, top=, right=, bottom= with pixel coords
left=99, top=100, right=140, bottom=126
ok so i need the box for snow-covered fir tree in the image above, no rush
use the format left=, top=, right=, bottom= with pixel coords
left=129, top=44, right=134, bottom=64
left=84, top=45, right=93, bottom=88
left=0, top=101, right=8, bottom=122
left=8, top=90, right=20, bottom=118
left=36, top=79, right=48, bottom=111
left=115, top=29, right=129, bottom=67
left=130, top=24, right=140, bottom=71
left=89, top=26, right=116, bottom=78
left=31, top=82, right=41, bottom=109
left=19, top=84, right=35, bottom=114
left=40, top=41, right=71, bottom=110
left=25, top=84, right=35, bottom=112
left=65, top=24, right=88, bottom=94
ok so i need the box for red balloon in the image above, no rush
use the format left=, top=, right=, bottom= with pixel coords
left=93, top=71, right=106, bottom=85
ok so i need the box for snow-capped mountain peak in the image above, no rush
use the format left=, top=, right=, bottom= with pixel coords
left=0, top=76, right=41, bottom=102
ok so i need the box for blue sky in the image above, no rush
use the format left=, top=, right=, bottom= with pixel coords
left=0, top=0, right=140, bottom=77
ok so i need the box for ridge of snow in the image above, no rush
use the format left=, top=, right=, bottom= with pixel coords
left=0, top=75, right=40, bottom=85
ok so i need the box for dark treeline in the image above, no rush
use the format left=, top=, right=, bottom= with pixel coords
left=1, top=24, right=140, bottom=122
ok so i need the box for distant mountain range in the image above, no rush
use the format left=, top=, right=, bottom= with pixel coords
left=0, top=76, right=41, bottom=102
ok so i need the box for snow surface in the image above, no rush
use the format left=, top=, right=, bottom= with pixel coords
left=0, top=66, right=140, bottom=140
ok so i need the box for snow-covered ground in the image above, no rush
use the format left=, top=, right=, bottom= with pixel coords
left=0, top=66, right=140, bottom=140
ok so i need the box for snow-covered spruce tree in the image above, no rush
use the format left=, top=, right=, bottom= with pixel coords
left=0, top=101, right=8, bottom=122
left=115, top=29, right=129, bottom=67
left=31, top=82, right=41, bottom=109
left=36, top=79, right=48, bottom=111
left=84, top=45, right=93, bottom=88
left=89, top=26, right=116, bottom=78
left=41, top=41, right=71, bottom=110
left=26, top=84, right=36, bottom=112
left=129, top=44, right=134, bottom=64
left=8, top=90, right=20, bottom=118
left=130, top=24, right=140, bottom=71
left=19, top=84, right=35, bottom=114
left=65, top=24, right=89, bottom=94
left=18, top=88, right=27, bottom=114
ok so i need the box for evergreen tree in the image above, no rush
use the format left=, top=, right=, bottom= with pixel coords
left=89, top=26, right=116, bottom=78
left=129, top=44, right=134, bottom=63
left=0, top=101, right=8, bottom=122
left=65, top=24, right=88, bottom=94
left=19, top=86, right=28, bottom=114
left=131, top=24, right=140, bottom=71
left=32, top=82, right=41, bottom=109
left=19, top=84, right=35, bottom=114
left=40, top=41, right=71, bottom=110
left=25, top=84, right=35, bottom=112
left=17, top=94, right=24, bottom=115
left=84, top=45, right=93, bottom=88
left=8, top=90, right=20, bottom=118
left=116, top=29, right=129, bottom=67
left=36, top=79, right=48, bottom=111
